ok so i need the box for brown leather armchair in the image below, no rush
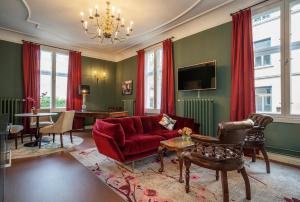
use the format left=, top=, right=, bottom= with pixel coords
left=183, top=119, right=254, bottom=202
left=245, top=113, right=273, bottom=173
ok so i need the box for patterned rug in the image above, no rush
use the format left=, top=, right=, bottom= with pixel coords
left=9, top=135, right=84, bottom=159
left=70, top=148, right=300, bottom=202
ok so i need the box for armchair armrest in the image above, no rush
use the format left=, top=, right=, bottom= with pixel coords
left=191, top=134, right=220, bottom=144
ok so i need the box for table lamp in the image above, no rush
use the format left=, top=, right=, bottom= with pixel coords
left=79, top=85, right=90, bottom=111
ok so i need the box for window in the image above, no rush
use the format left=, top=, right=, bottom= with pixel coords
left=252, top=0, right=300, bottom=121
left=255, top=86, right=272, bottom=113
left=40, top=48, right=69, bottom=110
left=144, top=46, right=163, bottom=113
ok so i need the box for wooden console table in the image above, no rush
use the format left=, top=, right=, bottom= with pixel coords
left=75, top=111, right=128, bottom=120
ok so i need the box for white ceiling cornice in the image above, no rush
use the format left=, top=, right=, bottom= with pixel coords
left=0, top=0, right=264, bottom=62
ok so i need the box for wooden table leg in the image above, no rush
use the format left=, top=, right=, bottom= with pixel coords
left=158, top=146, right=165, bottom=172
left=177, top=150, right=184, bottom=183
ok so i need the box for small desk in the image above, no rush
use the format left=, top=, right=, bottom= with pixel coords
left=15, top=112, right=58, bottom=147
left=75, top=111, right=128, bottom=119
left=75, top=111, right=129, bottom=129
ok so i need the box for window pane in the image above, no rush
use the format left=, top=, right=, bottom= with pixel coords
left=55, top=53, right=68, bottom=108
left=156, top=48, right=163, bottom=109
left=253, top=7, right=281, bottom=114
left=145, top=51, right=155, bottom=109
left=255, top=87, right=272, bottom=113
left=290, top=0, right=300, bottom=115
left=40, top=51, right=52, bottom=108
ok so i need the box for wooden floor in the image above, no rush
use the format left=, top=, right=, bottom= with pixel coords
left=4, top=131, right=123, bottom=202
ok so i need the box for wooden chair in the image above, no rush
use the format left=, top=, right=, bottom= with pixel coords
left=245, top=113, right=273, bottom=173
left=183, top=119, right=254, bottom=202
left=8, top=124, right=24, bottom=149
left=39, top=111, right=75, bottom=148
left=30, top=108, right=54, bottom=139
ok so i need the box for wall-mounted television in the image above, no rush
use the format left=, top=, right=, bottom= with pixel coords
left=178, top=60, right=216, bottom=91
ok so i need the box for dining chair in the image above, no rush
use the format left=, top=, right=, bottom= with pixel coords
left=39, top=111, right=75, bottom=148
left=7, top=124, right=24, bottom=149
left=30, top=109, right=54, bottom=140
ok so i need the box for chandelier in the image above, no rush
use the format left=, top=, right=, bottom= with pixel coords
left=80, top=1, right=134, bottom=44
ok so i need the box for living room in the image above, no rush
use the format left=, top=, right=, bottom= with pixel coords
left=0, top=0, right=300, bottom=202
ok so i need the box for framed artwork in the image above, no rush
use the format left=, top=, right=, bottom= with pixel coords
left=122, top=80, right=133, bottom=95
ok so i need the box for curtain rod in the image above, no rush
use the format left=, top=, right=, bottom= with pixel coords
left=230, top=0, right=269, bottom=16
left=141, top=36, right=175, bottom=51
left=22, top=40, right=78, bottom=52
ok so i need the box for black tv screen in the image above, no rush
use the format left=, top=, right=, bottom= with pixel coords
left=178, top=61, right=216, bottom=91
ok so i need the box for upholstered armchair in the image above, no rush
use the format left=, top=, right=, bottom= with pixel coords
left=183, top=119, right=254, bottom=202
left=39, top=111, right=75, bottom=148
left=245, top=113, right=273, bottom=173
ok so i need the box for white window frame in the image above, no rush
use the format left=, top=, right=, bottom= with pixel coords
left=40, top=46, right=69, bottom=112
left=144, top=44, right=163, bottom=114
left=253, top=0, right=300, bottom=123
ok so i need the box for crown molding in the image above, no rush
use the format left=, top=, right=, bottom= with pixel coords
left=0, top=27, right=118, bottom=62
left=115, top=0, right=261, bottom=61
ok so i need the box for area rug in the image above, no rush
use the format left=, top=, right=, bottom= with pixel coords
left=9, top=135, right=83, bottom=159
left=71, top=148, right=300, bottom=202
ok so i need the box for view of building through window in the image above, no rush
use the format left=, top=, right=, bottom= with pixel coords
left=40, top=50, right=69, bottom=109
left=144, top=47, right=163, bottom=113
left=252, top=0, right=300, bottom=115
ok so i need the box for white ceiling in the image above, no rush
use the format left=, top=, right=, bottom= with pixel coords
left=0, top=0, right=262, bottom=61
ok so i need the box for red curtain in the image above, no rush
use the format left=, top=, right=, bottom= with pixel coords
left=161, top=39, right=175, bottom=115
left=22, top=41, right=40, bottom=132
left=67, top=51, right=83, bottom=129
left=135, top=50, right=145, bottom=116
left=230, top=9, right=256, bottom=121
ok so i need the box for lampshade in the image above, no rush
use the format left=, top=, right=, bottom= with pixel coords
left=79, top=85, right=90, bottom=95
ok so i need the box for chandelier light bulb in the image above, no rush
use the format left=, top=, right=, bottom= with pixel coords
left=80, top=12, right=84, bottom=22
left=89, top=8, right=93, bottom=18
left=84, top=21, right=88, bottom=30
left=121, top=18, right=125, bottom=26
left=112, top=6, right=115, bottom=16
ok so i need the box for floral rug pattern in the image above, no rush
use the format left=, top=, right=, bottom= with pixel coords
left=71, top=148, right=300, bottom=202
left=9, top=135, right=84, bottom=159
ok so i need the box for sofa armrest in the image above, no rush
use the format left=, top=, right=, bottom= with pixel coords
left=92, top=129, right=125, bottom=162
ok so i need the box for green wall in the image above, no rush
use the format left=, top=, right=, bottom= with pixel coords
left=115, top=22, right=300, bottom=157
left=81, top=56, right=117, bottom=111
left=115, top=56, right=137, bottom=106
left=0, top=40, right=23, bottom=98
left=174, top=22, right=232, bottom=135
left=1, top=22, right=300, bottom=157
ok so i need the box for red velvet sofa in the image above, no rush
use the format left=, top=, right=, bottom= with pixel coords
left=92, top=114, right=199, bottom=163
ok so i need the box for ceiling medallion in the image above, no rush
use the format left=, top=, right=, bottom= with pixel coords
left=80, top=1, right=134, bottom=44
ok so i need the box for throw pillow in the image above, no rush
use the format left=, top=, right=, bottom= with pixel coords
left=159, top=114, right=177, bottom=130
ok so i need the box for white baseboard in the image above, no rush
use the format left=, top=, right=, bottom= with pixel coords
left=258, top=152, right=300, bottom=167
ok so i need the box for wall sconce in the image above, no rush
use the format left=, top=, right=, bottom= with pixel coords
left=78, top=85, right=90, bottom=111
left=93, top=70, right=107, bottom=84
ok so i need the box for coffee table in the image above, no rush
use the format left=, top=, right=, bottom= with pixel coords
left=158, top=136, right=195, bottom=183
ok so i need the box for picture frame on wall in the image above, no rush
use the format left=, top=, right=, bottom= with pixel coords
left=122, top=80, right=133, bottom=95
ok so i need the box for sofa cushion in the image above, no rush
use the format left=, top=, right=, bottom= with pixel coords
left=159, top=114, right=177, bottom=130
left=104, top=117, right=143, bottom=137
left=122, top=134, right=164, bottom=156
left=94, top=120, right=126, bottom=146
left=148, top=129, right=180, bottom=140
left=170, top=115, right=195, bottom=130
left=140, top=115, right=163, bottom=133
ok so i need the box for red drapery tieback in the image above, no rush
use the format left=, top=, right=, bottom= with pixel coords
left=67, top=51, right=83, bottom=129
left=22, top=41, right=40, bottom=132
left=161, top=39, right=175, bottom=115
left=135, top=50, right=145, bottom=116
left=230, top=9, right=256, bottom=121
